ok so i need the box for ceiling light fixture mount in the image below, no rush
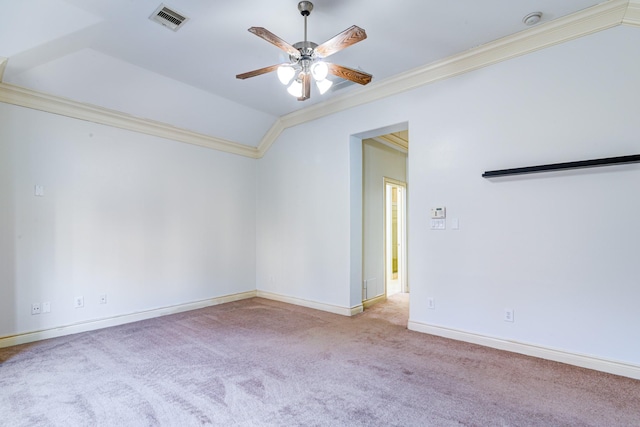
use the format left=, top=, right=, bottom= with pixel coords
left=523, top=11, right=543, bottom=26
left=236, top=1, right=372, bottom=101
left=298, top=1, right=313, bottom=16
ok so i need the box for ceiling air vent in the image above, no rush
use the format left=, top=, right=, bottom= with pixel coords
left=149, top=4, right=189, bottom=31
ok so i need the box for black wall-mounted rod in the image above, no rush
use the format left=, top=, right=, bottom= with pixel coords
left=482, top=154, right=640, bottom=178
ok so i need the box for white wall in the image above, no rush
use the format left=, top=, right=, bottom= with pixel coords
left=407, top=25, right=640, bottom=365
left=362, top=139, right=407, bottom=300
left=255, top=26, right=640, bottom=366
left=255, top=124, right=354, bottom=309
left=0, top=103, right=256, bottom=338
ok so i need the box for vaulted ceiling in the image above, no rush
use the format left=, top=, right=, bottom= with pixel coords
left=1, top=1, right=637, bottom=156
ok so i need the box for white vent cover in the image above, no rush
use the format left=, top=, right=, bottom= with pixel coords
left=149, top=4, right=189, bottom=31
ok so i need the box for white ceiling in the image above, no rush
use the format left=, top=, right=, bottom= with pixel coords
left=0, top=0, right=607, bottom=146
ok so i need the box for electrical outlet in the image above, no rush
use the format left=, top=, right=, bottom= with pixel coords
left=74, top=296, right=84, bottom=308
left=99, top=294, right=107, bottom=304
left=42, top=301, right=51, bottom=313
left=427, top=298, right=435, bottom=309
left=504, top=308, right=514, bottom=322
left=31, top=303, right=41, bottom=315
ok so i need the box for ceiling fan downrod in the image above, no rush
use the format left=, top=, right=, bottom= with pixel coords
left=298, top=2, right=313, bottom=56
left=297, top=1, right=314, bottom=75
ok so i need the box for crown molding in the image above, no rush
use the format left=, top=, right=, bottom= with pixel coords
left=624, top=0, right=640, bottom=26
left=256, top=119, right=285, bottom=158
left=0, top=57, right=7, bottom=82
left=255, top=0, right=632, bottom=155
left=376, top=133, right=409, bottom=152
left=0, top=2, right=635, bottom=159
left=0, top=82, right=261, bottom=159
left=380, top=133, right=409, bottom=150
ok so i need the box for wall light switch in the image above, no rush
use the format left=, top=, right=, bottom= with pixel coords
left=430, top=219, right=446, bottom=230
left=34, top=185, right=44, bottom=196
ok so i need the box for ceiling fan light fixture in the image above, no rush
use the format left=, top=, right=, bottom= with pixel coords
left=236, top=1, right=372, bottom=101
left=287, top=79, right=303, bottom=97
left=311, top=61, right=328, bottom=81
left=315, top=78, right=333, bottom=95
left=277, top=65, right=296, bottom=85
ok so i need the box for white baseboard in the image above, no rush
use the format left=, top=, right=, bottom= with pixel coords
left=256, top=290, right=363, bottom=316
left=363, top=294, right=386, bottom=309
left=0, top=290, right=257, bottom=349
left=408, top=320, right=640, bottom=380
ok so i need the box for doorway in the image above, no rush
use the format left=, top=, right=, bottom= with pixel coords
left=385, top=179, right=407, bottom=297
left=348, top=124, right=408, bottom=313
left=360, top=133, right=408, bottom=308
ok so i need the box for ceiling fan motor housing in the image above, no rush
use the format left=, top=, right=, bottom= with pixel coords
left=292, top=41, right=318, bottom=61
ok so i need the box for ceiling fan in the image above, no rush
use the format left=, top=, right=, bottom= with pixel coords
left=236, top=1, right=372, bottom=101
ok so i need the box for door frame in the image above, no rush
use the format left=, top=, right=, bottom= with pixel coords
left=383, top=177, right=408, bottom=296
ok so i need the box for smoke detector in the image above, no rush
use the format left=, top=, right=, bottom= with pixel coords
left=149, top=4, right=189, bottom=31
left=522, top=12, right=542, bottom=26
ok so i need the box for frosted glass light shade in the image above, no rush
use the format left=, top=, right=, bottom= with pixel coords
left=311, top=61, right=328, bottom=81
left=277, top=65, right=295, bottom=85
left=315, top=78, right=333, bottom=94
left=287, top=79, right=303, bottom=97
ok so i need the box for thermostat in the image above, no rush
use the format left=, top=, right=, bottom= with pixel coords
left=430, top=207, right=446, bottom=219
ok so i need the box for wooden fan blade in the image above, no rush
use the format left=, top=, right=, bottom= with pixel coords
left=326, top=63, right=372, bottom=85
left=298, top=73, right=311, bottom=101
left=236, top=64, right=282, bottom=80
left=248, top=27, right=300, bottom=58
left=315, top=25, right=367, bottom=58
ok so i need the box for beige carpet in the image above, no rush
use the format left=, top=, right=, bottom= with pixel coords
left=1, top=294, right=639, bottom=426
